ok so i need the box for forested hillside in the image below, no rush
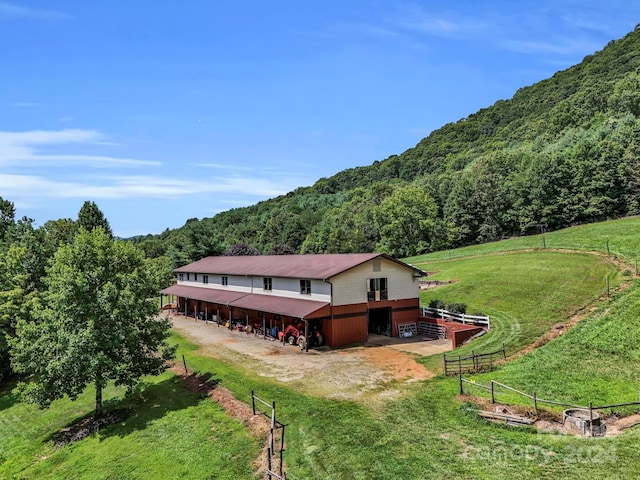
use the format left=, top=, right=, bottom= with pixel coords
left=133, top=27, right=640, bottom=265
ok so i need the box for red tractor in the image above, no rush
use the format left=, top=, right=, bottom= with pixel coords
left=283, top=323, right=324, bottom=349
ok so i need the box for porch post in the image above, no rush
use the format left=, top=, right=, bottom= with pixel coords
left=304, top=318, right=309, bottom=352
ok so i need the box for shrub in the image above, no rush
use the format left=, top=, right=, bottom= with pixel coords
left=446, top=302, right=467, bottom=314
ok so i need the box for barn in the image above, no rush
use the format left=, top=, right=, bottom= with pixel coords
left=161, top=253, right=427, bottom=348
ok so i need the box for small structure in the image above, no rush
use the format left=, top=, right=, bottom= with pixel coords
left=563, top=408, right=606, bottom=437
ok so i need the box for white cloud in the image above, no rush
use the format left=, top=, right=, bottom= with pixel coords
left=0, top=129, right=159, bottom=167
left=0, top=2, right=71, bottom=20
left=0, top=174, right=299, bottom=201
left=194, top=162, right=253, bottom=171
left=504, top=37, right=602, bottom=56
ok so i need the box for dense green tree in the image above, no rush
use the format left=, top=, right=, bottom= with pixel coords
left=224, top=242, right=260, bottom=256
left=374, top=183, right=454, bottom=257
left=10, top=228, right=176, bottom=415
left=0, top=197, right=15, bottom=243
left=77, top=201, right=113, bottom=238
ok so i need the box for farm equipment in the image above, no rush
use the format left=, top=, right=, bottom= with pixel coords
left=283, top=323, right=324, bottom=348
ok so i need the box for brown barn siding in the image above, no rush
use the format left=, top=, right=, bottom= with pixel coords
left=326, top=314, right=368, bottom=346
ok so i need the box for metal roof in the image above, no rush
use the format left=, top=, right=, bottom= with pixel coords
left=174, top=253, right=426, bottom=279
left=161, top=285, right=247, bottom=304
left=161, top=284, right=329, bottom=319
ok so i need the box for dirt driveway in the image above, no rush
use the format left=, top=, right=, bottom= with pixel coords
left=168, top=314, right=450, bottom=402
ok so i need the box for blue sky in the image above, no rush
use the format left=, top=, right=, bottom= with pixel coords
left=2, top=1, right=639, bottom=237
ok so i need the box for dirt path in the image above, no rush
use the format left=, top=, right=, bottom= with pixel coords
left=168, top=313, right=441, bottom=402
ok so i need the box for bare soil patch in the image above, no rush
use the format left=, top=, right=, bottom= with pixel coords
left=50, top=408, right=130, bottom=447
left=168, top=314, right=438, bottom=402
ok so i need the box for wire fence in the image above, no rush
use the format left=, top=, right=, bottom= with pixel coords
left=443, top=344, right=506, bottom=375
left=458, top=375, right=640, bottom=418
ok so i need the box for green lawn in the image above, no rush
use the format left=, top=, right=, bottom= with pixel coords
left=469, top=281, right=640, bottom=411
left=0, top=371, right=259, bottom=480
left=414, top=251, right=619, bottom=372
left=405, top=216, right=640, bottom=264
left=4, top=217, right=640, bottom=479
left=2, top=328, right=640, bottom=480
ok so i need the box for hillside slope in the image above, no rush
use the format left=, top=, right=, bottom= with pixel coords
left=135, top=27, right=640, bottom=265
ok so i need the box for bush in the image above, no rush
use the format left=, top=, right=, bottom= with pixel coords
left=429, top=299, right=445, bottom=309
left=446, top=302, right=467, bottom=314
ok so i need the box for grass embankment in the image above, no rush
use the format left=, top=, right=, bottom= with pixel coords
left=2, top=328, right=639, bottom=479
left=0, top=371, right=259, bottom=480
left=469, top=281, right=640, bottom=411
left=405, top=216, right=640, bottom=264
left=413, top=251, right=619, bottom=372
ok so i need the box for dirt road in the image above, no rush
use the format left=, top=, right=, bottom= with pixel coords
left=168, top=313, right=450, bottom=402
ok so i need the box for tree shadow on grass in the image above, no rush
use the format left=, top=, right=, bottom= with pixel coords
left=0, top=379, right=21, bottom=412
left=47, top=371, right=221, bottom=447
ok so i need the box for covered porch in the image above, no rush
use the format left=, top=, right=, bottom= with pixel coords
left=160, top=284, right=330, bottom=351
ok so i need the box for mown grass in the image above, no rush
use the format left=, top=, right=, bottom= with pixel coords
left=3, top=327, right=640, bottom=480
left=4, top=217, right=640, bottom=479
left=0, top=371, right=259, bottom=480
left=469, top=281, right=640, bottom=412
left=170, top=333, right=640, bottom=480
left=413, top=251, right=619, bottom=373
left=405, top=216, right=640, bottom=264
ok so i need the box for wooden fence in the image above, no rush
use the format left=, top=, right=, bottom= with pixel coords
left=422, top=307, right=491, bottom=329
left=251, top=391, right=287, bottom=480
left=458, top=375, right=640, bottom=435
left=443, top=344, right=506, bottom=375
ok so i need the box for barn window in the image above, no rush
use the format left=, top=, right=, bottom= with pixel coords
left=194, top=273, right=198, bottom=281
left=300, top=279, right=311, bottom=295
left=203, top=275, right=208, bottom=284
left=222, top=276, right=228, bottom=286
left=187, top=273, right=190, bottom=281
left=367, top=278, right=388, bottom=301
left=179, top=273, right=184, bottom=281
left=263, top=277, right=272, bottom=291
left=373, top=260, right=381, bottom=272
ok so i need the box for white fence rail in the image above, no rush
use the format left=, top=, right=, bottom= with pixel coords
left=421, top=307, right=491, bottom=329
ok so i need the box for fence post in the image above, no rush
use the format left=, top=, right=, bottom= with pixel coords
left=182, top=354, right=188, bottom=374
left=542, top=235, right=546, bottom=249
left=459, top=373, right=464, bottom=395
left=606, top=240, right=610, bottom=255
left=458, top=355, right=462, bottom=375
left=502, top=343, right=506, bottom=360
left=251, top=390, right=256, bottom=416
left=589, top=401, right=594, bottom=436
left=443, top=354, right=447, bottom=376
left=533, top=391, right=538, bottom=416
left=491, top=381, right=495, bottom=404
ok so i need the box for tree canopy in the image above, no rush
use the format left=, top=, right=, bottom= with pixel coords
left=77, top=201, right=113, bottom=238
left=10, top=228, right=175, bottom=415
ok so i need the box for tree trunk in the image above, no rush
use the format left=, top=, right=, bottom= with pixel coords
left=95, top=379, right=103, bottom=417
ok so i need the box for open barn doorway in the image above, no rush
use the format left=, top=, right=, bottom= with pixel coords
left=368, top=307, right=391, bottom=336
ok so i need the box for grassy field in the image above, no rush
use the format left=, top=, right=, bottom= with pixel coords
left=3, top=217, right=640, bottom=479
left=405, top=216, right=640, bottom=264
left=414, top=251, right=620, bottom=372
left=0, top=371, right=260, bottom=480
left=470, top=281, right=640, bottom=410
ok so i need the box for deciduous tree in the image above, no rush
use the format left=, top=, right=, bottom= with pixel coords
left=10, top=228, right=176, bottom=415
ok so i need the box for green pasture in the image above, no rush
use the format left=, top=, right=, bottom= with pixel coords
left=414, top=251, right=619, bottom=372
left=4, top=217, right=640, bottom=478
left=406, top=216, right=640, bottom=264
left=0, top=370, right=259, bottom=480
